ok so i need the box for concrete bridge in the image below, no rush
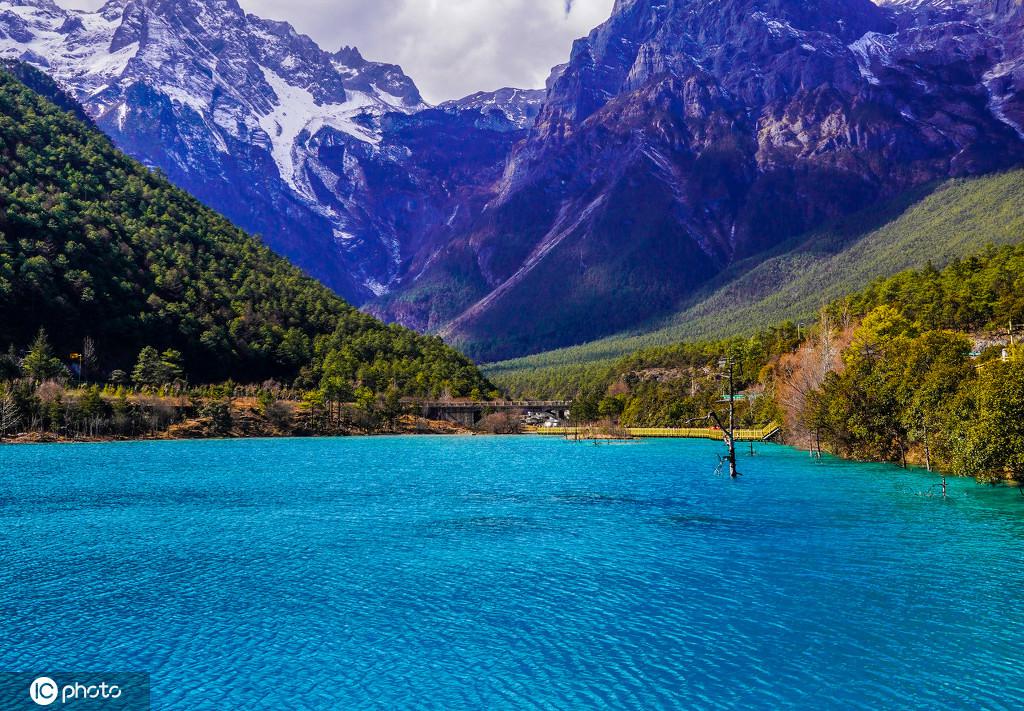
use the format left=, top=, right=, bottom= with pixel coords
left=408, top=400, right=573, bottom=427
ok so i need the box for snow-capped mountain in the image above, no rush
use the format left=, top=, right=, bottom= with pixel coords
left=0, top=0, right=514, bottom=300
left=385, top=0, right=1024, bottom=359
left=5, top=0, right=1024, bottom=361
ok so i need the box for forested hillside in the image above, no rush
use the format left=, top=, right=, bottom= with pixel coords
left=0, top=63, right=489, bottom=397
left=488, top=170, right=1024, bottom=383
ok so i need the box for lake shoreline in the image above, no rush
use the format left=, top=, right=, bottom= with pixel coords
left=0, top=418, right=475, bottom=446
left=4, top=426, right=1021, bottom=488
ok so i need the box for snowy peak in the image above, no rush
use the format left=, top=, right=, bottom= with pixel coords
left=0, top=0, right=425, bottom=121
left=874, top=0, right=963, bottom=9
left=875, top=0, right=1024, bottom=21
left=330, top=45, right=425, bottom=110
left=0, top=0, right=134, bottom=96
left=439, top=88, right=546, bottom=129
left=0, top=0, right=436, bottom=300
left=403, top=0, right=1024, bottom=360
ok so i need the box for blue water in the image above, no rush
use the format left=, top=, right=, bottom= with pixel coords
left=1, top=437, right=1023, bottom=709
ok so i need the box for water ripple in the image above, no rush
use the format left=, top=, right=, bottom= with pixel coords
left=0, top=437, right=1022, bottom=708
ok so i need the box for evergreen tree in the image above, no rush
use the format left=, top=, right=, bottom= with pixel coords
left=132, top=347, right=164, bottom=387
left=160, top=350, right=184, bottom=384
left=0, top=63, right=492, bottom=396
left=21, top=329, right=66, bottom=381
left=380, top=386, right=403, bottom=428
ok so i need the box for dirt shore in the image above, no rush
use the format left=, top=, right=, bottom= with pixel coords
left=1, top=413, right=471, bottom=445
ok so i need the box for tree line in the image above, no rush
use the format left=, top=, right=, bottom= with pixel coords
left=0, top=326, right=502, bottom=441
left=499, top=242, right=1024, bottom=483
left=0, top=61, right=493, bottom=426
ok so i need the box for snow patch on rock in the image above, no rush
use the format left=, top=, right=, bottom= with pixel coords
left=257, top=65, right=381, bottom=196
left=849, top=32, right=896, bottom=85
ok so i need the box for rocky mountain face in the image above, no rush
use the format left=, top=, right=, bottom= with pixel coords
left=4, top=0, right=1024, bottom=361
left=402, top=0, right=1024, bottom=360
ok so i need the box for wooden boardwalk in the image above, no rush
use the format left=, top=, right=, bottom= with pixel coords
left=527, top=423, right=781, bottom=442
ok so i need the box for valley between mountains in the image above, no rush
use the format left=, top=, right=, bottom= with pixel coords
left=5, top=0, right=1024, bottom=362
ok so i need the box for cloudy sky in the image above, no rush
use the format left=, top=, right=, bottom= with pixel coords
left=56, top=0, right=616, bottom=103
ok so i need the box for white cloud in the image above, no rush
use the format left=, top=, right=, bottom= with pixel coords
left=55, top=0, right=616, bottom=103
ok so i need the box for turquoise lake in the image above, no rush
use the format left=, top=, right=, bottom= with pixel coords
left=1, top=436, right=1023, bottom=709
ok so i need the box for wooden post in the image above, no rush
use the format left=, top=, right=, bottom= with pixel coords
left=728, top=361, right=735, bottom=449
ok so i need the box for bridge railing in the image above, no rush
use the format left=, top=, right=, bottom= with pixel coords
left=525, top=423, right=781, bottom=441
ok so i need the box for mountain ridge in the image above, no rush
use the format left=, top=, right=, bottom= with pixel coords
left=5, top=0, right=1024, bottom=362
left=415, top=0, right=1024, bottom=360
left=485, top=167, right=1024, bottom=392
